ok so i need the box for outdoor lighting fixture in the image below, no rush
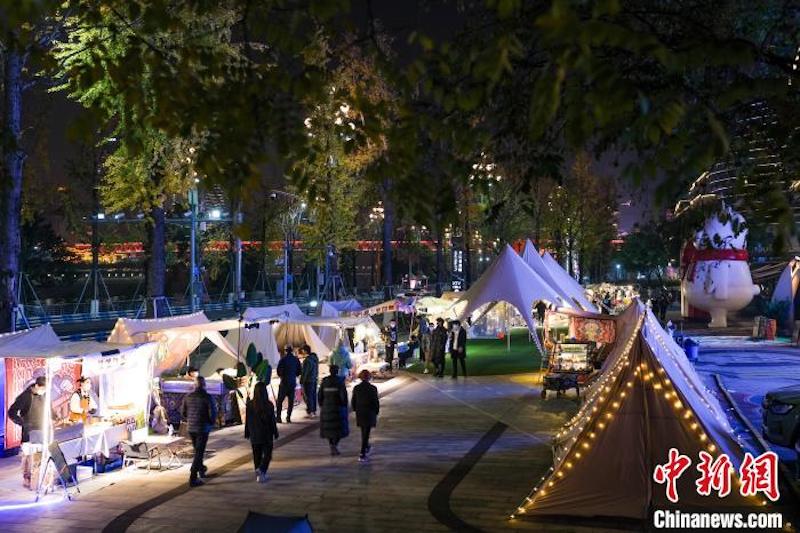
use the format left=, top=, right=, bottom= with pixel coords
left=96, top=213, right=105, bottom=220
left=309, top=300, right=318, bottom=308
left=114, top=213, right=124, bottom=220
left=209, top=209, right=221, bottom=220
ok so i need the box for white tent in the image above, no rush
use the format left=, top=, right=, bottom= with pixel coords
left=242, top=303, right=307, bottom=321
left=453, top=244, right=567, bottom=351
left=541, top=250, right=598, bottom=312
left=243, top=304, right=330, bottom=358
left=770, top=257, right=800, bottom=327
left=521, top=240, right=585, bottom=311
left=317, top=299, right=364, bottom=349
left=514, top=301, right=753, bottom=520
left=108, top=312, right=238, bottom=376
left=0, top=326, right=157, bottom=460
left=199, top=321, right=281, bottom=376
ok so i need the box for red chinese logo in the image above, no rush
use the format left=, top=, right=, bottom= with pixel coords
left=695, top=451, right=733, bottom=497
left=653, top=448, right=692, bottom=503
left=739, top=451, right=780, bottom=502
left=653, top=449, right=780, bottom=503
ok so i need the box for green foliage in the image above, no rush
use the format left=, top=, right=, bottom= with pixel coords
left=618, top=223, right=670, bottom=281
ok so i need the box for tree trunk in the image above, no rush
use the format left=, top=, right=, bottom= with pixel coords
left=0, top=44, right=25, bottom=332
left=146, top=205, right=167, bottom=317
left=381, top=188, right=394, bottom=300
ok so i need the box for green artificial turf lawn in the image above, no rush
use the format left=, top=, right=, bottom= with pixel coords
left=407, top=328, right=544, bottom=376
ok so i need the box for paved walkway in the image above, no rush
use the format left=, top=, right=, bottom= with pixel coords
left=0, top=372, right=611, bottom=532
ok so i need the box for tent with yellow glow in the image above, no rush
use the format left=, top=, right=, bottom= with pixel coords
left=513, top=301, right=757, bottom=521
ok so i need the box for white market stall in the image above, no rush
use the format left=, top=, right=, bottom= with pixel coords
left=107, top=312, right=240, bottom=376
left=0, top=325, right=157, bottom=500
left=316, top=299, right=365, bottom=350
left=243, top=304, right=330, bottom=357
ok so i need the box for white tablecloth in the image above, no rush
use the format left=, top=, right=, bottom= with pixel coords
left=59, top=424, right=128, bottom=464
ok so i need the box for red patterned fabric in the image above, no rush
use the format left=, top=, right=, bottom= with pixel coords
left=570, top=317, right=615, bottom=343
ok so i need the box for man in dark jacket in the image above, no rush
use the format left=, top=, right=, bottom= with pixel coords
left=383, top=319, right=398, bottom=371
left=276, top=346, right=302, bottom=423
left=318, top=365, right=349, bottom=455
left=449, top=320, right=467, bottom=378
left=181, top=376, right=217, bottom=487
left=351, top=370, right=379, bottom=462
left=7, top=376, right=47, bottom=489
left=300, top=344, right=319, bottom=418
left=430, top=318, right=448, bottom=378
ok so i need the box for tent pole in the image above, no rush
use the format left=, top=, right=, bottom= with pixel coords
left=504, top=303, right=509, bottom=352
left=35, top=358, right=54, bottom=501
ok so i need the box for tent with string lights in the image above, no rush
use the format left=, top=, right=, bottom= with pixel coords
left=539, top=250, right=598, bottom=312
left=513, top=300, right=756, bottom=521
left=452, top=244, right=568, bottom=352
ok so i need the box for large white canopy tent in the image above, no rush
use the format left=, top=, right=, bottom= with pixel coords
left=540, top=250, right=598, bottom=312
left=452, top=244, right=568, bottom=352
left=514, top=301, right=753, bottom=520
left=521, top=239, right=594, bottom=312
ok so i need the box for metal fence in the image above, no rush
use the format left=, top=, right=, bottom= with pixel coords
left=16, top=291, right=391, bottom=330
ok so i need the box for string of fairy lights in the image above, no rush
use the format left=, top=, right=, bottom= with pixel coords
left=510, top=305, right=766, bottom=520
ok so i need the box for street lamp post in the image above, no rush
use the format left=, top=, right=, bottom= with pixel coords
left=188, top=188, right=200, bottom=312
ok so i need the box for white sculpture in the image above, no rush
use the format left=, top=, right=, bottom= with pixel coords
left=682, top=204, right=760, bottom=328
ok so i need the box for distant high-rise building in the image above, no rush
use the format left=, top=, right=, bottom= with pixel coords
left=673, top=102, right=800, bottom=251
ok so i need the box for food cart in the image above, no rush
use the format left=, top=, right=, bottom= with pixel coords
left=541, top=341, right=598, bottom=398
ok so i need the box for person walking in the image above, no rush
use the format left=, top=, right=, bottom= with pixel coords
left=449, top=320, right=467, bottom=379
left=245, top=381, right=279, bottom=483
left=318, top=364, right=349, bottom=456
left=181, top=376, right=217, bottom=487
left=351, top=370, right=379, bottom=462
left=276, top=346, right=302, bottom=423
left=7, top=376, right=48, bottom=489
left=300, top=344, right=319, bottom=418
left=419, top=318, right=433, bottom=373
left=383, top=319, right=398, bottom=371
left=431, top=317, right=448, bottom=378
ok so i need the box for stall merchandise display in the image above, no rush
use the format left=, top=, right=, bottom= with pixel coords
left=541, top=341, right=598, bottom=399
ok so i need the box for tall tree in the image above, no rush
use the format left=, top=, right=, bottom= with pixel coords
left=0, top=3, right=63, bottom=331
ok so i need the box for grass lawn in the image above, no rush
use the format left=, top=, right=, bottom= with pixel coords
left=406, top=328, right=544, bottom=376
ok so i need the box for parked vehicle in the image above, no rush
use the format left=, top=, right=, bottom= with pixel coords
left=762, top=385, right=800, bottom=448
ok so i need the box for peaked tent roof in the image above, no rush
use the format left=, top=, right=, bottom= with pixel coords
left=242, top=303, right=306, bottom=321
left=0, top=324, right=148, bottom=360
left=0, top=324, right=61, bottom=356
left=452, top=245, right=567, bottom=352
left=515, top=301, right=754, bottom=520
left=521, top=240, right=579, bottom=310
left=540, top=251, right=597, bottom=312
left=771, top=258, right=800, bottom=325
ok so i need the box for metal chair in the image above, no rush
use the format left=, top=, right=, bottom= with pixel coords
left=121, top=441, right=161, bottom=472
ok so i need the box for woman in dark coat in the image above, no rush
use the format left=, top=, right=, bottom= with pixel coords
left=245, top=381, right=279, bottom=482
left=351, top=370, right=379, bottom=462
left=318, top=364, right=349, bottom=455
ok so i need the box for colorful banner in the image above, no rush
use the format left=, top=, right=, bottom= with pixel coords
left=4, top=359, right=82, bottom=450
